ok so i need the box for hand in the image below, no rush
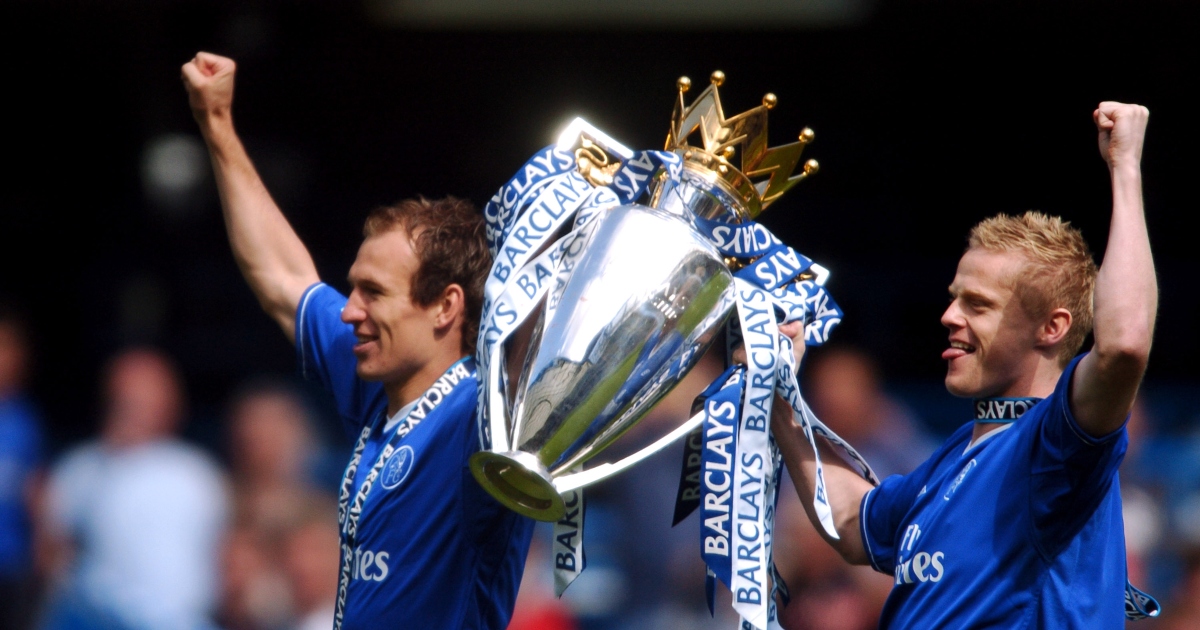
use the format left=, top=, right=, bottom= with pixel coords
left=778, top=320, right=807, bottom=370
left=730, top=320, right=807, bottom=370
left=1094, top=102, right=1149, bottom=171
left=182, top=52, right=237, bottom=126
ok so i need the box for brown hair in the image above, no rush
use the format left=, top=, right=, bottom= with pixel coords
left=968, top=211, right=1098, bottom=366
left=363, top=196, right=490, bottom=355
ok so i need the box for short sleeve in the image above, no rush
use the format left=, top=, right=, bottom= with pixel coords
left=1028, top=353, right=1128, bottom=556
left=861, top=473, right=918, bottom=574
left=295, top=283, right=384, bottom=435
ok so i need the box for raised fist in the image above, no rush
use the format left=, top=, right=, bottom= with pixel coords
left=182, top=52, right=237, bottom=125
left=1094, top=102, right=1149, bottom=170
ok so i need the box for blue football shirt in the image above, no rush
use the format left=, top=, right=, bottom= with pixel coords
left=860, top=354, right=1129, bottom=628
left=296, top=283, right=535, bottom=629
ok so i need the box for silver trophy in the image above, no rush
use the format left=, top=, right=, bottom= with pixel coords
left=471, top=72, right=818, bottom=521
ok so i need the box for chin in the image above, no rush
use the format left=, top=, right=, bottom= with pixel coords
left=354, top=362, right=385, bottom=383
left=944, top=373, right=981, bottom=399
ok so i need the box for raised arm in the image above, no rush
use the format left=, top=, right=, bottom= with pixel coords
left=769, top=323, right=875, bottom=565
left=1071, top=102, right=1156, bottom=436
left=182, top=52, right=319, bottom=342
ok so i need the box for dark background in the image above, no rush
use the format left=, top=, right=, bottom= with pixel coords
left=2, top=0, right=1197, bottom=448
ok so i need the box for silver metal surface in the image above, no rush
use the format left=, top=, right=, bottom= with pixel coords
left=649, top=163, right=751, bottom=221
left=508, top=202, right=735, bottom=478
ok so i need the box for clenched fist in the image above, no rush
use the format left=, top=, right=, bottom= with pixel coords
left=1094, top=101, right=1149, bottom=171
left=182, top=52, right=237, bottom=127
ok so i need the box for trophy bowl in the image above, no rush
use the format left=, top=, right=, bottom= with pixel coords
left=470, top=198, right=736, bottom=521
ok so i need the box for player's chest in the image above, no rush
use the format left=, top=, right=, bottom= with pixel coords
left=891, top=449, right=1029, bottom=585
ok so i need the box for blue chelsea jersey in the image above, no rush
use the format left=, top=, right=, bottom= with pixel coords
left=296, top=283, right=535, bottom=630
left=860, top=354, right=1129, bottom=628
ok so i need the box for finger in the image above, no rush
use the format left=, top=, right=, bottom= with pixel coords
left=181, top=61, right=205, bottom=87
left=778, top=321, right=804, bottom=340
left=195, top=51, right=234, bottom=77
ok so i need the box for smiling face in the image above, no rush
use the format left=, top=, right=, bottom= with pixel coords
left=940, top=248, right=1046, bottom=398
left=341, top=229, right=443, bottom=388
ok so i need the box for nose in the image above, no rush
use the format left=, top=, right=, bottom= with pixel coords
left=342, top=290, right=367, bottom=325
left=941, top=299, right=963, bottom=331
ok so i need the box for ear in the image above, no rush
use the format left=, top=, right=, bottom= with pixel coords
left=432, top=283, right=466, bottom=331
left=1036, top=307, right=1072, bottom=349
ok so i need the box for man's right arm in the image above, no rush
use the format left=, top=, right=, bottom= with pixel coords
left=768, top=322, right=876, bottom=566
left=182, top=52, right=319, bottom=343
left=772, top=396, right=875, bottom=565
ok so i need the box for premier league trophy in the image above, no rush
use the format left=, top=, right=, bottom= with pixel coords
left=471, top=71, right=875, bottom=627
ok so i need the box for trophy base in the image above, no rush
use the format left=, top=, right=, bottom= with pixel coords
left=469, top=451, right=565, bottom=522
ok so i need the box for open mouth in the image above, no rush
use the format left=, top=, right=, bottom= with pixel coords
left=942, top=341, right=976, bottom=360
left=353, top=336, right=378, bottom=354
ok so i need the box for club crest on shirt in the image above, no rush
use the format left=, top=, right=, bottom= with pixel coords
left=380, top=445, right=415, bottom=490
left=943, top=459, right=977, bottom=501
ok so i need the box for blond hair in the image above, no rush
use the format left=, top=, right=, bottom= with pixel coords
left=968, top=211, right=1098, bottom=366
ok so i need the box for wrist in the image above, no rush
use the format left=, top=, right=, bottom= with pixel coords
left=195, top=108, right=235, bottom=141
left=194, top=102, right=231, bottom=124
left=1107, top=160, right=1142, bottom=179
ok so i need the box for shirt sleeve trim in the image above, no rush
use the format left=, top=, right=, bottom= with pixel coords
left=295, top=282, right=327, bottom=379
left=860, top=487, right=884, bottom=573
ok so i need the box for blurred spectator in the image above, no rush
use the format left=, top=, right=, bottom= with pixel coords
left=1120, top=397, right=1167, bottom=590
left=280, top=497, right=339, bottom=630
left=219, top=522, right=291, bottom=630
left=39, top=348, right=229, bottom=630
left=217, top=379, right=335, bottom=630
left=226, top=380, right=325, bottom=533
left=1152, top=546, right=1200, bottom=630
left=0, top=303, right=45, bottom=630
left=804, top=346, right=937, bottom=478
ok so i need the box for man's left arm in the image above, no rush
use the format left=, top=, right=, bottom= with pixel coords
left=1072, top=102, right=1156, bottom=437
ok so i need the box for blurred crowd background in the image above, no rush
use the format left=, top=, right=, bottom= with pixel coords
left=2, top=1, right=1198, bottom=629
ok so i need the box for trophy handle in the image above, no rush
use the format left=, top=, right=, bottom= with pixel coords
left=552, top=409, right=706, bottom=493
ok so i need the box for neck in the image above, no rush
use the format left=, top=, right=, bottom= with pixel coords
left=384, top=352, right=465, bottom=416
left=1011, top=357, right=1063, bottom=400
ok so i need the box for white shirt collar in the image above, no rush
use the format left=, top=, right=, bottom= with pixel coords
left=964, top=422, right=1015, bottom=454
left=383, top=399, right=419, bottom=434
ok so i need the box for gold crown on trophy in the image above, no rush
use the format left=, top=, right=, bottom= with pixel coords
left=666, top=70, right=819, bottom=220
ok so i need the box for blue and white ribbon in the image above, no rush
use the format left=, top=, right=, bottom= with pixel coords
left=678, top=214, right=875, bottom=629
left=553, top=486, right=585, bottom=595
